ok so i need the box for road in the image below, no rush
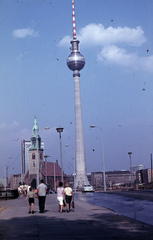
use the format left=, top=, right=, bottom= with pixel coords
left=76, top=190, right=153, bottom=225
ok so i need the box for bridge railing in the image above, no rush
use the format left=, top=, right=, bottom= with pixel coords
left=0, top=189, right=18, bottom=200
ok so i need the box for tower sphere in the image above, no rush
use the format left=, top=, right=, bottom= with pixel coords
left=67, top=39, right=85, bottom=71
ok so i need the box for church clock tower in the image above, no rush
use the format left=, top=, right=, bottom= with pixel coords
left=29, top=117, right=44, bottom=184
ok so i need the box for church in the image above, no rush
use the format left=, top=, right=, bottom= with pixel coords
left=9, top=117, right=66, bottom=190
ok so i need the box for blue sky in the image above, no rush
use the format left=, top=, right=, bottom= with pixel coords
left=0, top=0, right=153, bottom=177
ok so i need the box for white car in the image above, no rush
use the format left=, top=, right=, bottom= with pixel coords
left=82, top=184, right=94, bottom=193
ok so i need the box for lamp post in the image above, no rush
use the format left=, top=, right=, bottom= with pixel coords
left=36, top=126, right=50, bottom=188
left=44, top=155, right=50, bottom=184
left=151, top=153, right=152, bottom=183
left=5, top=165, right=9, bottom=187
left=65, top=144, right=76, bottom=193
left=51, top=156, right=56, bottom=191
left=90, top=125, right=106, bottom=192
left=4, top=159, right=6, bottom=191
left=37, top=144, right=39, bottom=188
left=56, top=127, right=64, bottom=184
left=5, top=157, right=12, bottom=188
left=54, top=162, right=56, bottom=190
left=128, top=152, right=132, bottom=188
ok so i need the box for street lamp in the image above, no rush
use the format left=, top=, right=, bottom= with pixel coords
left=36, top=126, right=50, bottom=187
left=128, top=152, right=132, bottom=188
left=37, top=143, right=39, bottom=187
left=44, top=155, right=50, bottom=184
left=56, top=127, right=64, bottom=184
left=54, top=161, right=56, bottom=191
left=65, top=144, right=76, bottom=193
left=90, top=125, right=106, bottom=192
left=5, top=157, right=12, bottom=189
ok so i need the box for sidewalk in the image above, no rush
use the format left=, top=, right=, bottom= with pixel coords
left=0, top=194, right=153, bottom=240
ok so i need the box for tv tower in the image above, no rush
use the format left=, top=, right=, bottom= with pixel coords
left=67, top=0, right=89, bottom=188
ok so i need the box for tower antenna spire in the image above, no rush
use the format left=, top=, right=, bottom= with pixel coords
left=72, top=0, right=77, bottom=39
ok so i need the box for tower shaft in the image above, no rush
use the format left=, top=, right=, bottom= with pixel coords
left=74, top=71, right=89, bottom=188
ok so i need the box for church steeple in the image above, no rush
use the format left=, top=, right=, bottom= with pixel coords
left=29, top=117, right=44, bottom=185
left=31, top=117, right=41, bottom=150
left=32, top=116, right=39, bottom=137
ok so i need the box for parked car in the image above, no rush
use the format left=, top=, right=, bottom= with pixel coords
left=82, top=184, right=94, bottom=193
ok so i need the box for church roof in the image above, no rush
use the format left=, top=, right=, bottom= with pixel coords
left=41, top=162, right=65, bottom=177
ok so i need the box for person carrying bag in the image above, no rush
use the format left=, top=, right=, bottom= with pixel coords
left=64, top=183, right=74, bottom=212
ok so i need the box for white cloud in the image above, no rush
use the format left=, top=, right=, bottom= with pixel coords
left=98, top=45, right=136, bottom=66
left=12, top=28, right=39, bottom=39
left=58, top=36, right=71, bottom=47
left=58, top=23, right=153, bottom=73
left=16, top=51, right=30, bottom=60
left=59, top=23, right=146, bottom=47
left=79, top=24, right=146, bottom=47
left=0, top=121, right=20, bottom=130
left=98, top=45, right=153, bottom=72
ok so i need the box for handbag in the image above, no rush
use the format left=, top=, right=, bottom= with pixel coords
left=72, top=199, right=75, bottom=209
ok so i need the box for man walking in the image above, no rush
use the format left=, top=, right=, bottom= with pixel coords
left=37, top=179, right=47, bottom=213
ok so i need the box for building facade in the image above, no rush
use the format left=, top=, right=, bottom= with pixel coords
left=21, top=139, right=44, bottom=175
left=0, top=178, right=6, bottom=189
left=41, top=160, right=66, bottom=190
left=136, top=169, right=153, bottom=184
left=91, top=170, right=136, bottom=189
left=9, top=174, right=25, bottom=190
left=131, top=164, right=144, bottom=173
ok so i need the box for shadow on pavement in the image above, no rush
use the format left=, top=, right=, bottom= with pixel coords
left=0, top=209, right=153, bottom=240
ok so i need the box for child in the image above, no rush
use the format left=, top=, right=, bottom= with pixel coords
left=25, top=187, right=37, bottom=214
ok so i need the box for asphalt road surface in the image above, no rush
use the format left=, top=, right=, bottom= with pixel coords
left=76, top=190, right=153, bottom=225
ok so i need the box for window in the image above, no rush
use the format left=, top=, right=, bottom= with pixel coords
left=32, top=153, right=35, bottom=159
left=33, top=161, right=35, bottom=168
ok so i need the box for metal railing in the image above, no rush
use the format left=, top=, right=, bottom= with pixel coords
left=0, top=189, right=18, bottom=200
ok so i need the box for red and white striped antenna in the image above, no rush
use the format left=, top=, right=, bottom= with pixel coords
left=72, top=0, right=77, bottom=39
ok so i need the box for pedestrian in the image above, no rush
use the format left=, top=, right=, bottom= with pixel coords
left=20, top=184, right=24, bottom=196
left=24, top=183, right=28, bottom=195
left=57, top=182, right=64, bottom=213
left=46, top=183, right=50, bottom=195
left=64, top=183, right=74, bottom=212
left=18, top=185, right=21, bottom=197
left=24, top=187, right=37, bottom=214
left=37, top=179, right=47, bottom=213
left=27, top=184, right=31, bottom=193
